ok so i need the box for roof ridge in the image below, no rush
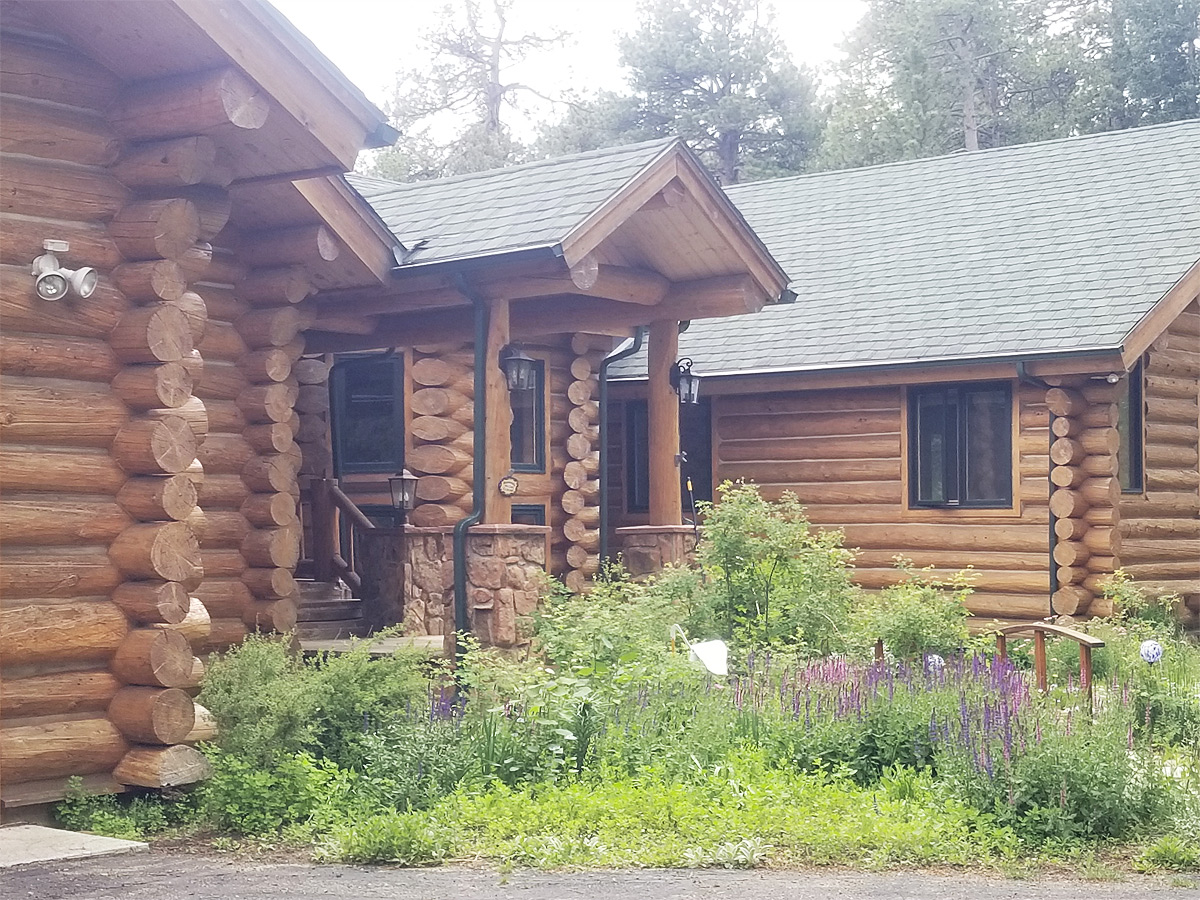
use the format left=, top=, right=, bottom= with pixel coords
left=351, top=136, right=681, bottom=197
left=727, top=118, right=1200, bottom=195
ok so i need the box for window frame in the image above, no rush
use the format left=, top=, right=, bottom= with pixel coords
left=906, top=380, right=1015, bottom=511
left=330, top=354, right=405, bottom=476
left=509, top=359, right=547, bottom=474
left=1118, top=358, right=1145, bottom=494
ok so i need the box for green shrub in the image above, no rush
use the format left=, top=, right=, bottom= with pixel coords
left=197, top=633, right=433, bottom=769
left=1137, top=835, right=1200, bottom=872
left=55, top=779, right=191, bottom=840
left=198, top=750, right=342, bottom=835
left=850, top=564, right=971, bottom=659
left=694, top=481, right=856, bottom=654
left=319, top=811, right=456, bottom=864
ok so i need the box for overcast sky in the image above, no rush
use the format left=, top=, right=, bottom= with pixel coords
left=271, top=0, right=866, bottom=136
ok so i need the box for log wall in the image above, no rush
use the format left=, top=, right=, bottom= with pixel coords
left=1118, top=299, right=1200, bottom=624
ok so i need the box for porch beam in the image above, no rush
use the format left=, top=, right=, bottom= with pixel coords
left=647, top=319, right=682, bottom=525
left=483, top=299, right=513, bottom=524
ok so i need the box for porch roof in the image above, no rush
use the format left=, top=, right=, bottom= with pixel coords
left=610, top=120, right=1200, bottom=381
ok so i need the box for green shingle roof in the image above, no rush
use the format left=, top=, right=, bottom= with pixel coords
left=348, top=138, right=679, bottom=268
left=611, top=120, right=1200, bottom=379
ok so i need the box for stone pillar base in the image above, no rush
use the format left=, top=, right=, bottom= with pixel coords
left=615, top=525, right=699, bottom=577
left=400, top=524, right=548, bottom=648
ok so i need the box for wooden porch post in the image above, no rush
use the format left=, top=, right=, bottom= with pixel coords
left=483, top=298, right=513, bottom=524
left=647, top=319, right=682, bottom=525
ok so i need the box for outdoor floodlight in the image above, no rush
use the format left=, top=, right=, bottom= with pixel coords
left=31, top=240, right=97, bottom=301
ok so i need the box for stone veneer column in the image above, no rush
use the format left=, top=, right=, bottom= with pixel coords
left=615, top=525, right=699, bottom=578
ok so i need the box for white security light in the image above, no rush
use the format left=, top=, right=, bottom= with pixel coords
left=31, top=240, right=97, bottom=301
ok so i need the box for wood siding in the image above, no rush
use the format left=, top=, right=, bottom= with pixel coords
left=1118, top=299, right=1200, bottom=625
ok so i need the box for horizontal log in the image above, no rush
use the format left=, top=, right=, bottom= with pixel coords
left=242, top=455, right=295, bottom=493
left=1051, top=586, right=1092, bottom=617
left=1, top=154, right=127, bottom=221
left=0, top=718, right=129, bottom=783
left=111, top=135, right=219, bottom=188
left=243, top=597, right=297, bottom=634
left=113, top=363, right=193, bottom=410
left=853, top=567, right=1050, bottom=594
left=840, top=522, right=1048, bottom=554
left=108, top=687, right=195, bottom=745
left=112, top=416, right=197, bottom=475
left=1045, top=388, right=1085, bottom=417
left=1, top=670, right=121, bottom=720
left=408, top=444, right=471, bottom=475
left=117, top=474, right=197, bottom=522
left=187, top=508, right=249, bottom=549
left=114, top=743, right=212, bottom=788
left=0, top=599, right=128, bottom=667
left=109, top=198, right=200, bottom=261
left=415, top=474, right=469, bottom=503
left=186, top=704, right=218, bottom=744
left=237, top=383, right=297, bottom=424
left=1122, top=561, right=1200, bottom=581
left=241, top=526, right=300, bottom=568
left=1146, top=396, right=1200, bottom=425
left=1148, top=349, right=1200, bottom=379
left=111, top=67, right=269, bottom=140
left=194, top=432, right=255, bottom=475
left=1121, top=538, right=1200, bottom=562
left=151, top=597, right=212, bottom=650
left=112, top=260, right=187, bottom=303
left=200, top=549, right=248, bottom=579
left=0, top=263, right=130, bottom=340
left=112, top=580, right=190, bottom=625
left=110, top=304, right=193, bottom=364
left=1144, top=374, right=1198, bottom=400
left=1145, top=422, right=1200, bottom=447
left=149, top=396, right=208, bottom=444
left=1049, top=465, right=1086, bottom=489
left=198, top=319, right=248, bottom=362
left=755, top=480, right=906, bottom=506
left=111, top=628, right=194, bottom=688
left=1119, top=518, right=1200, bottom=539
left=716, top=410, right=900, bottom=441
left=242, top=567, right=297, bottom=600
left=192, top=578, right=254, bottom=619
left=0, top=548, right=123, bottom=600
left=238, top=306, right=302, bottom=349
left=0, top=497, right=132, bottom=547
left=0, top=36, right=119, bottom=110
left=1049, top=438, right=1085, bottom=467
left=0, top=378, right=129, bottom=448
left=238, top=266, right=312, bottom=305
left=408, top=502, right=468, bottom=527
left=241, top=492, right=297, bottom=527
left=0, top=333, right=120, bottom=384
left=241, top=225, right=339, bottom=267
left=197, top=473, right=251, bottom=509
left=1145, top=467, right=1200, bottom=491
left=109, top=521, right=202, bottom=583
left=1052, top=540, right=1090, bottom=568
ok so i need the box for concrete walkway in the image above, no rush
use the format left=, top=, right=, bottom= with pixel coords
left=0, top=825, right=146, bottom=869
left=1, top=851, right=1196, bottom=899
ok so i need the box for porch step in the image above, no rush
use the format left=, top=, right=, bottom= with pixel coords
left=296, top=578, right=352, bottom=603
left=296, top=599, right=364, bottom=623
left=297, top=619, right=368, bottom=641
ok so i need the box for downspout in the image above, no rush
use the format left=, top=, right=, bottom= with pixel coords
left=452, top=276, right=489, bottom=657
left=1017, top=362, right=1057, bottom=616
left=598, top=327, right=647, bottom=562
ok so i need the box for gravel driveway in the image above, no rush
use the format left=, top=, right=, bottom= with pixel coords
left=3, top=851, right=1197, bottom=900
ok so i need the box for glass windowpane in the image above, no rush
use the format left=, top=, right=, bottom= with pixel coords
left=962, top=388, right=1010, bottom=502
left=510, top=361, right=544, bottom=471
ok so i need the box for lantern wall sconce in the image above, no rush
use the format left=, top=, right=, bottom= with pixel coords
left=499, top=343, right=537, bottom=391
left=388, top=468, right=418, bottom=515
left=31, top=240, right=97, bottom=301
left=669, top=357, right=702, bottom=405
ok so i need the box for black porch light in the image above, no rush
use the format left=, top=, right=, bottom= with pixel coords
left=388, top=468, right=418, bottom=511
left=669, top=357, right=702, bottom=405
left=500, top=343, right=537, bottom=391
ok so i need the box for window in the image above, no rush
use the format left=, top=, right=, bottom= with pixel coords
left=909, top=382, right=1012, bottom=508
left=1118, top=360, right=1144, bottom=493
left=511, top=504, right=547, bottom=526
left=330, top=355, right=403, bottom=474
left=624, top=398, right=712, bottom=514
left=510, top=360, right=545, bottom=472
left=625, top=400, right=650, bottom=512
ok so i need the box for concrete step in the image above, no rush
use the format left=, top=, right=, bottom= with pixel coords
left=296, top=620, right=368, bottom=641
left=295, top=579, right=352, bottom=603
left=296, top=600, right=363, bottom=623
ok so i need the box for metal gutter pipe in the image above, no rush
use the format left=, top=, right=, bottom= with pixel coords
left=452, top=276, right=489, bottom=657
left=598, top=326, right=647, bottom=562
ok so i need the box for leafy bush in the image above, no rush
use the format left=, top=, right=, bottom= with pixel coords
left=198, top=750, right=342, bottom=835
left=694, top=481, right=856, bottom=654
left=56, top=780, right=191, bottom=840
left=1137, top=835, right=1200, bottom=872
left=197, top=633, right=433, bottom=769
left=319, top=811, right=456, bottom=864
left=850, top=564, right=972, bottom=659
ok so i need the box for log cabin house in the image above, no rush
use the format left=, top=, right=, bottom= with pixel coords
left=0, top=0, right=788, bottom=812
left=608, top=122, right=1200, bottom=627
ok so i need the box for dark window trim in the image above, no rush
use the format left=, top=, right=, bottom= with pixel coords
left=330, top=354, right=404, bottom=476
left=511, top=359, right=546, bottom=474
left=907, top=381, right=1014, bottom=509
left=1119, top=359, right=1145, bottom=494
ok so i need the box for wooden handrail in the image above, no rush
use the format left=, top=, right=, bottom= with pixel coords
left=994, top=622, right=1104, bottom=702
left=329, top=481, right=376, bottom=533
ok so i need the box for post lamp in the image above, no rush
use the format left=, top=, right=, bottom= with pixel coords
left=669, top=357, right=701, bottom=405
left=499, top=343, right=537, bottom=391
left=388, top=468, right=418, bottom=522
